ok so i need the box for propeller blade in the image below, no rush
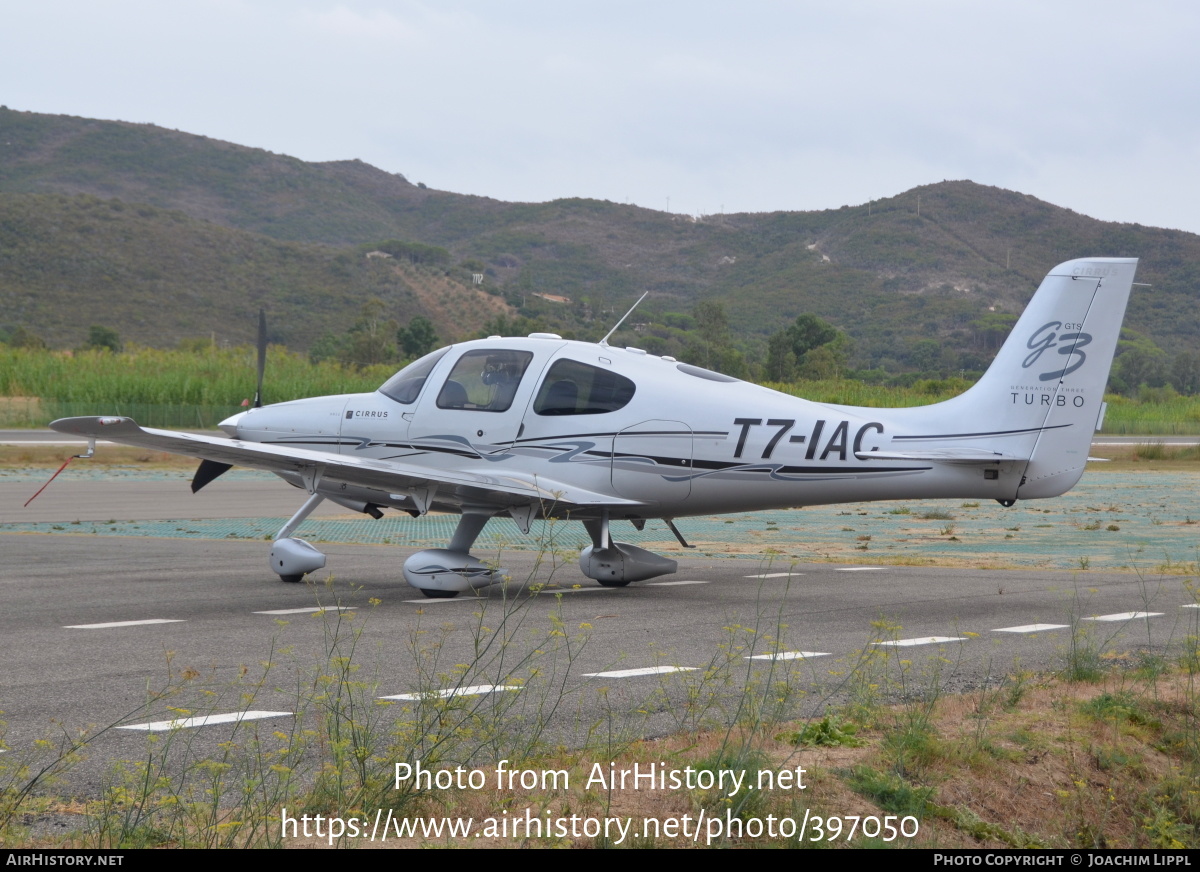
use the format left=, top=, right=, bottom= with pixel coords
left=253, top=308, right=267, bottom=408
left=191, top=459, right=233, bottom=494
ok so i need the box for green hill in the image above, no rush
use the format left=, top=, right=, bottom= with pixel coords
left=1, top=107, right=1196, bottom=370
left=0, top=191, right=512, bottom=349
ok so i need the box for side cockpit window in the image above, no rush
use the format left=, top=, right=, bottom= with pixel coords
left=378, top=348, right=450, bottom=404
left=437, top=349, right=533, bottom=412
left=534, top=358, right=636, bottom=416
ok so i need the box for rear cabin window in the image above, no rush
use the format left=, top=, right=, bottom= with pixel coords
left=533, top=359, right=636, bottom=416
left=378, top=348, right=450, bottom=404
left=436, top=349, right=533, bottom=412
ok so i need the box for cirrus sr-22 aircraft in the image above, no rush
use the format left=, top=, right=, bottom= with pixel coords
left=51, top=257, right=1137, bottom=598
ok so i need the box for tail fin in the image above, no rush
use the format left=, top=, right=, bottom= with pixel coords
left=946, top=257, right=1138, bottom=497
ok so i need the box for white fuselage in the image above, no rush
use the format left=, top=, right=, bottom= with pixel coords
left=228, top=337, right=1032, bottom=520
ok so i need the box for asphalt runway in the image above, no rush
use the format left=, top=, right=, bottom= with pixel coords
left=3, top=476, right=1198, bottom=798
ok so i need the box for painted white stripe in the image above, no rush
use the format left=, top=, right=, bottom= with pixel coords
left=648, top=580, right=709, bottom=586
left=994, top=623, right=1069, bottom=634
left=0, top=440, right=121, bottom=446
left=1182, top=604, right=1200, bottom=609
left=380, top=684, right=521, bottom=701
left=65, top=619, right=185, bottom=629
left=836, top=567, right=884, bottom=572
left=745, top=572, right=801, bottom=578
left=746, top=651, right=830, bottom=661
left=120, top=710, right=292, bottom=732
left=874, top=636, right=968, bottom=648
left=535, top=587, right=616, bottom=594
left=584, top=666, right=698, bottom=678
left=402, top=597, right=485, bottom=604
left=1085, top=612, right=1163, bottom=622
left=253, top=606, right=357, bottom=615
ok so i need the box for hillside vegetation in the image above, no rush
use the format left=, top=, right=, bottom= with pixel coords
left=0, top=191, right=512, bottom=349
left=1, top=107, right=1197, bottom=378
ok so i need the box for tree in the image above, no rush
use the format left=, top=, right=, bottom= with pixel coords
left=907, top=338, right=944, bottom=373
left=692, top=301, right=731, bottom=370
left=85, top=325, right=123, bottom=352
left=766, top=313, right=850, bottom=380
left=1111, top=333, right=1168, bottom=395
left=308, top=332, right=349, bottom=365
left=765, top=331, right=797, bottom=381
left=797, top=342, right=848, bottom=380
left=969, top=312, right=1018, bottom=351
left=4, top=326, right=46, bottom=349
left=397, top=316, right=439, bottom=358
left=341, top=299, right=397, bottom=368
left=1169, top=352, right=1200, bottom=396
left=787, top=314, right=839, bottom=360
left=368, top=239, right=452, bottom=266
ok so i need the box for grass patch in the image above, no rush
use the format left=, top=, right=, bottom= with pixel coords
left=777, top=713, right=864, bottom=748
left=919, top=510, right=954, bottom=521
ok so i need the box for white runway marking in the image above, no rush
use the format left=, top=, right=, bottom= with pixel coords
left=1085, top=612, right=1163, bottom=622
left=0, top=440, right=120, bottom=446
left=835, top=567, right=884, bottom=572
left=584, top=666, right=698, bottom=678
left=253, top=606, right=356, bottom=615
left=648, top=580, right=709, bottom=586
left=120, top=710, right=292, bottom=732
left=746, top=651, right=830, bottom=661
left=994, top=623, right=1069, bottom=634
left=745, top=572, right=801, bottom=578
left=380, top=684, right=521, bottom=701
left=874, top=636, right=968, bottom=648
left=65, top=619, right=185, bottom=629
left=402, top=597, right=485, bottom=604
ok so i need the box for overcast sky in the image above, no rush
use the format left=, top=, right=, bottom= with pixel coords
left=4, top=1, right=1199, bottom=232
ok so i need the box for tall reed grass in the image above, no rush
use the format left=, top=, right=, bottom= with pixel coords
left=2, top=347, right=1197, bottom=433
left=766, top=378, right=1200, bottom=435
left=0, top=346, right=397, bottom=427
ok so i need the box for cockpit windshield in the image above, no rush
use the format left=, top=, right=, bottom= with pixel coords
left=377, top=347, right=450, bottom=404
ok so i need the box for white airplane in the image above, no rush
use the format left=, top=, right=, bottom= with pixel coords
left=51, top=257, right=1137, bottom=598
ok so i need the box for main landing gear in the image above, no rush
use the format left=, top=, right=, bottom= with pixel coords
left=269, top=493, right=328, bottom=582
left=401, top=511, right=508, bottom=599
left=267, top=498, right=680, bottom=596
left=578, top=513, right=677, bottom=586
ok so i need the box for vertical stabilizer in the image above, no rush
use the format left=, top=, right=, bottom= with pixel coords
left=945, top=257, right=1137, bottom=497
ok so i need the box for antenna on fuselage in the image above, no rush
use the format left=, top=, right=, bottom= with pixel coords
left=598, top=292, right=648, bottom=347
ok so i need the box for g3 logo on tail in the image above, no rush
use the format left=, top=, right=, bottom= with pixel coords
left=1023, top=321, right=1092, bottom=381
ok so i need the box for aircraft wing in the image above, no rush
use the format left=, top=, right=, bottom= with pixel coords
left=49, top=416, right=643, bottom=512
left=855, top=448, right=1028, bottom=463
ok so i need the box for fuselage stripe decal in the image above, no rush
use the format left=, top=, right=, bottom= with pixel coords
left=892, top=424, right=1071, bottom=441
